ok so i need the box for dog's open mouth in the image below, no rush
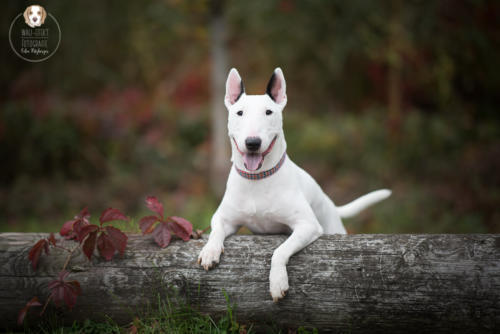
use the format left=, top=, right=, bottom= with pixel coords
left=233, top=135, right=278, bottom=171
left=243, top=153, right=263, bottom=171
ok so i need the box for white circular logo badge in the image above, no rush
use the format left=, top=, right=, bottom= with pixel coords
left=9, top=5, right=61, bottom=62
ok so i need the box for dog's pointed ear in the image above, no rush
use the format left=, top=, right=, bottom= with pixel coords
left=225, top=68, right=245, bottom=108
left=266, top=68, right=287, bottom=105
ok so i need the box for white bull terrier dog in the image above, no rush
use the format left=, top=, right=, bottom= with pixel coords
left=198, top=67, right=391, bottom=302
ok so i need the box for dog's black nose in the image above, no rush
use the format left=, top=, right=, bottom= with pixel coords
left=245, top=137, right=261, bottom=152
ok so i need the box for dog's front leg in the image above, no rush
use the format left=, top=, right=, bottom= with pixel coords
left=198, top=212, right=239, bottom=270
left=269, top=221, right=323, bottom=302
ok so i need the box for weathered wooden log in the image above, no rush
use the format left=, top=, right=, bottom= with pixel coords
left=0, top=233, right=499, bottom=332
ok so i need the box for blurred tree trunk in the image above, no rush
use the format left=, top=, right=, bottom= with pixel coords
left=210, top=0, right=230, bottom=197
left=387, top=0, right=403, bottom=138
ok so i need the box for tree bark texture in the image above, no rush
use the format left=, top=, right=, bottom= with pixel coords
left=0, top=233, right=498, bottom=332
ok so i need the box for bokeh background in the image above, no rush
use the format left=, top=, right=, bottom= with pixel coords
left=1, top=0, right=499, bottom=233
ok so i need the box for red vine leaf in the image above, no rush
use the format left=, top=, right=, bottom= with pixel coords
left=168, top=216, right=193, bottom=241
left=97, top=233, right=115, bottom=260
left=145, top=196, right=164, bottom=218
left=153, top=222, right=171, bottom=248
left=60, top=219, right=77, bottom=237
left=99, top=208, right=129, bottom=225
left=73, top=219, right=89, bottom=240
left=48, top=271, right=82, bottom=310
left=82, top=230, right=98, bottom=260
left=104, top=226, right=128, bottom=256
left=139, top=215, right=159, bottom=235
left=77, top=207, right=90, bottom=222
left=77, top=224, right=99, bottom=243
left=48, top=233, right=57, bottom=246
left=139, top=197, right=192, bottom=248
left=28, top=239, right=49, bottom=270
left=129, top=324, right=138, bottom=334
left=17, top=296, right=42, bottom=325
left=60, top=207, right=91, bottom=240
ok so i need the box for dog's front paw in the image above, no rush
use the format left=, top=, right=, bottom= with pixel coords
left=269, top=265, right=289, bottom=302
left=197, top=242, right=224, bottom=270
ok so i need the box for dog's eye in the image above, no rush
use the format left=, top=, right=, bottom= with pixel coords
left=236, top=110, right=243, bottom=116
left=38, top=11, right=41, bottom=14
left=266, top=110, right=273, bottom=116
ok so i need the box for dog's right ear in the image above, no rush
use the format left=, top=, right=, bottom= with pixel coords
left=225, top=68, right=245, bottom=108
left=23, top=6, right=30, bottom=25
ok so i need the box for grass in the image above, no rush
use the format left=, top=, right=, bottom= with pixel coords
left=20, top=290, right=319, bottom=334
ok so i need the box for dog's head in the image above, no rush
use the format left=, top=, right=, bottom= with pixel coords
left=24, top=5, right=47, bottom=28
left=225, top=68, right=287, bottom=172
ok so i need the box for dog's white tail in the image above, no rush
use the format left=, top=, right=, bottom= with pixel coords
left=337, top=189, right=391, bottom=218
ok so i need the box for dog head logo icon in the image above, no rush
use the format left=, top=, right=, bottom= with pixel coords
left=23, top=5, right=47, bottom=28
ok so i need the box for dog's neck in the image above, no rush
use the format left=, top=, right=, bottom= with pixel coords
left=230, top=133, right=287, bottom=177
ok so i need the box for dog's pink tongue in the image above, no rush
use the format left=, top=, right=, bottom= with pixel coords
left=244, top=153, right=263, bottom=171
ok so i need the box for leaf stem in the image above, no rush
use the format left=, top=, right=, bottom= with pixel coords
left=62, top=244, right=80, bottom=271
left=39, top=294, right=52, bottom=316
left=53, top=244, right=72, bottom=252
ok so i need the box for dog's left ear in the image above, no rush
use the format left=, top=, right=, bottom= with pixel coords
left=266, top=68, right=287, bottom=105
left=40, top=6, right=47, bottom=24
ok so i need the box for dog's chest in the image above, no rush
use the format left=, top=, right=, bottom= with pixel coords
left=229, top=181, right=292, bottom=234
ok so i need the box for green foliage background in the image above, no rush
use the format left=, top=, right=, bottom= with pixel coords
left=1, top=0, right=499, bottom=233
